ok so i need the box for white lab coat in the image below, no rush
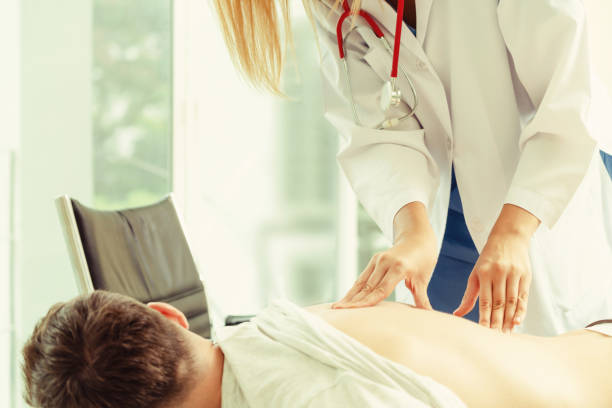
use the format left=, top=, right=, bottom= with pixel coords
left=312, top=0, right=612, bottom=336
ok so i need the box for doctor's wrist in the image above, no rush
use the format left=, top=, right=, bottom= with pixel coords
left=392, top=201, right=432, bottom=244
left=489, top=203, right=541, bottom=242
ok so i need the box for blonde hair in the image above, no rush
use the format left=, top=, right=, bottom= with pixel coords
left=211, top=0, right=365, bottom=95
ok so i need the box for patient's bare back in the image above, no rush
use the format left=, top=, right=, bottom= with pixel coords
left=305, top=302, right=589, bottom=408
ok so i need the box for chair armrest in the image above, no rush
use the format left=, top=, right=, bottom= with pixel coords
left=224, top=314, right=255, bottom=326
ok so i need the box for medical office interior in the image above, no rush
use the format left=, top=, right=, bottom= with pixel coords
left=1, top=0, right=612, bottom=406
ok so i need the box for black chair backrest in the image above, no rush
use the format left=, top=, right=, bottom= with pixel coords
left=70, top=196, right=211, bottom=338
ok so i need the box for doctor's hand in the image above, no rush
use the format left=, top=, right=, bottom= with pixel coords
left=332, top=224, right=438, bottom=310
left=454, top=204, right=539, bottom=333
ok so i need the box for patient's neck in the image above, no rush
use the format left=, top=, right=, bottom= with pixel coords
left=181, top=335, right=225, bottom=408
left=203, top=345, right=225, bottom=408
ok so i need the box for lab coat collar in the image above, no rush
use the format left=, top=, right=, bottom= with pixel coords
left=360, top=0, right=433, bottom=48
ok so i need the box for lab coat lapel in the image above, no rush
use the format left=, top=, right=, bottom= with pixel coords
left=360, top=0, right=452, bottom=139
left=415, top=0, right=433, bottom=47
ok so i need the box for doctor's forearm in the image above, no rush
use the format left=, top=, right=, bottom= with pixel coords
left=489, top=204, right=541, bottom=242
left=392, top=201, right=434, bottom=244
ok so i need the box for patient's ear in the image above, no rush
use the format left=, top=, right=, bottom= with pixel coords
left=147, top=302, right=190, bottom=329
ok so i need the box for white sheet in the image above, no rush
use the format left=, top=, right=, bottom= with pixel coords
left=216, top=299, right=466, bottom=407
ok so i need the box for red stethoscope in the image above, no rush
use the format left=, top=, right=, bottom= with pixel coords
left=336, top=0, right=418, bottom=129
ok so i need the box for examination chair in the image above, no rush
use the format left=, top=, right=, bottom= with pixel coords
left=55, top=194, right=253, bottom=339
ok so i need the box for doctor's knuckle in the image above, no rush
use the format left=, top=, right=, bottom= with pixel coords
left=478, top=266, right=494, bottom=279
left=391, top=260, right=409, bottom=273
left=377, top=253, right=390, bottom=263
left=492, top=298, right=506, bottom=310
left=392, top=258, right=406, bottom=269
left=355, top=278, right=368, bottom=288
left=373, top=286, right=386, bottom=296
left=492, top=261, right=511, bottom=273
left=508, top=267, right=520, bottom=277
left=362, top=283, right=374, bottom=293
left=479, top=299, right=492, bottom=310
left=518, top=292, right=529, bottom=302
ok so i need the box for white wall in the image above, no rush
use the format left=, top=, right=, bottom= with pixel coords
left=585, top=0, right=612, bottom=95
left=0, top=0, right=21, bottom=405
left=0, top=153, right=15, bottom=408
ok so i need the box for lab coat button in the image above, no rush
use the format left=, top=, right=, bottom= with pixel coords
left=416, top=60, right=427, bottom=71
left=445, top=138, right=452, bottom=151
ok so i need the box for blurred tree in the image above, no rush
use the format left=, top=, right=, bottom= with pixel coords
left=277, top=19, right=338, bottom=210
left=92, top=0, right=172, bottom=209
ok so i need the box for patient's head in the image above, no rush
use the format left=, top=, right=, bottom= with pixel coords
left=22, top=290, right=221, bottom=408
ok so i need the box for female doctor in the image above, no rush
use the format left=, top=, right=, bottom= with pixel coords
left=212, top=0, right=612, bottom=336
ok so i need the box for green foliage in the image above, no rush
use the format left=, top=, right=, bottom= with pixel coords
left=92, top=0, right=173, bottom=209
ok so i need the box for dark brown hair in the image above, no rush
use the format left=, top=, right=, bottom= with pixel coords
left=22, top=290, right=194, bottom=408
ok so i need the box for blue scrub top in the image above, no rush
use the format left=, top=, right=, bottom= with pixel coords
left=602, top=150, right=612, bottom=179
left=429, top=168, right=480, bottom=321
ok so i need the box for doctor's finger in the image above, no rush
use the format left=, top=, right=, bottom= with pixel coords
left=348, top=259, right=390, bottom=305
left=512, top=277, right=531, bottom=326
left=412, top=281, right=433, bottom=310
left=352, top=273, right=399, bottom=308
left=478, top=279, right=493, bottom=328
left=503, top=274, right=520, bottom=333
left=332, top=255, right=377, bottom=308
left=490, top=276, right=506, bottom=331
left=453, top=274, right=479, bottom=317
left=359, top=255, right=397, bottom=300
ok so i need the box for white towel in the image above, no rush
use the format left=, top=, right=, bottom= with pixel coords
left=216, top=299, right=466, bottom=408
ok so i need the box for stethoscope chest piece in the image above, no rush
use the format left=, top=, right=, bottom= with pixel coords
left=380, top=79, right=402, bottom=113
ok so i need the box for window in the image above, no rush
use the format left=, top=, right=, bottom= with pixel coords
left=175, top=3, right=342, bottom=324
left=93, top=0, right=173, bottom=209
left=175, top=0, right=390, bottom=329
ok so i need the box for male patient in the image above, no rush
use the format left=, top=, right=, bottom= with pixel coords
left=23, top=290, right=611, bottom=408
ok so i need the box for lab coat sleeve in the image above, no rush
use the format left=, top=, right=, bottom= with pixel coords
left=312, top=2, right=439, bottom=244
left=497, top=0, right=597, bottom=229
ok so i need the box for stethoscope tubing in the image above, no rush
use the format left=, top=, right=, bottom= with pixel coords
left=337, top=1, right=419, bottom=129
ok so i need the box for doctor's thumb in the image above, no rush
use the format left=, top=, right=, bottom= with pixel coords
left=453, top=280, right=479, bottom=317
left=410, top=281, right=433, bottom=311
